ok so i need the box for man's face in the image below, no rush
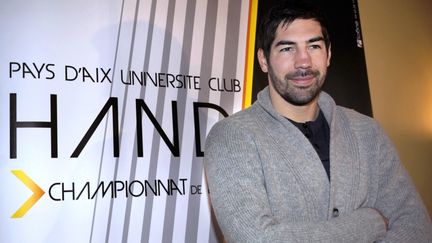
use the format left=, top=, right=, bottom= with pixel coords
left=258, top=19, right=331, bottom=106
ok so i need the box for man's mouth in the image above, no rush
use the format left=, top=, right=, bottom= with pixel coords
left=286, top=70, right=318, bottom=87
left=290, top=76, right=315, bottom=86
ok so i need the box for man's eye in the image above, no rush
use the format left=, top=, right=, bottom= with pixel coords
left=280, top=47, right=294, bottom=52
left=309, top=44, right=322, bottom=50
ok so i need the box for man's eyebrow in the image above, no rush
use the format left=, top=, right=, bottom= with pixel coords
left=274, top=37, right=325, bottom=47
left=274, top=40, right=296, bottom=47
left=308, top=36, right=325, bottom=43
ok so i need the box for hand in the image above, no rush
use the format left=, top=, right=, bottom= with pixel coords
left=372, top=208, right=389, bottom=231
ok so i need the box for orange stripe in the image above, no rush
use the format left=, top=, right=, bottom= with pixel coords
left=242, top=0, right=259, bottom=109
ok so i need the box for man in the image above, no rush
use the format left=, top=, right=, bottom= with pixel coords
left=204, top=1, right=432, bottom=242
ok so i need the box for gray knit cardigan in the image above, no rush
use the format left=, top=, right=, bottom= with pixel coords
left=204, top=87, right=432, bottom=242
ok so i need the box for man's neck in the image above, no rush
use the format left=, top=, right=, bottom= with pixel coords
left=269, top=87, right=319, bottom=123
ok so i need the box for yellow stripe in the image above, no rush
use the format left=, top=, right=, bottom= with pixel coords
left=243, top=0, right=259, bottom=109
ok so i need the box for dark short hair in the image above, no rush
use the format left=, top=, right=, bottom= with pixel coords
left=256, top=0, right=330, bottom=60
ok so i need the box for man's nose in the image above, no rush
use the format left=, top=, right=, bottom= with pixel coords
left=294, top=48, right=312, bottom=69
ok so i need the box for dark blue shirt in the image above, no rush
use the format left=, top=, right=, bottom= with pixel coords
left=287, top=110, right=330, bottom=179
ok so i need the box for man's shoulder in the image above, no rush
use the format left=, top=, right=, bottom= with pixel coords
left=336, top=105, right=381, bottom=134
left=337, top=105, right=374, bottom=121
left=210, top=104, right=261, bottom=133
left=319, top=91, right=379, bottom=130
left=205, top=105, right=264, bottom=151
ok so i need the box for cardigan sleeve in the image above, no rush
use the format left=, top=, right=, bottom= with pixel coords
left=373, top=126, right=432, bottom=242
left=204, top=120, right=387, bottom=243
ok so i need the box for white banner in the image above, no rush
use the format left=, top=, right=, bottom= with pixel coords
left=0, top=0, right=252, bottom=242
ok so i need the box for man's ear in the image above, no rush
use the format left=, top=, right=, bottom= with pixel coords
left=257, top=48, right=269, bottom=73
left=326, top=44, right=331, bottom=67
